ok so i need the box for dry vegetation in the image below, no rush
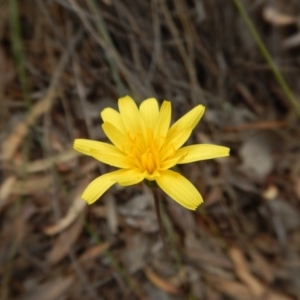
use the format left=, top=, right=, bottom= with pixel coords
left=1, top=0, right=300, bottom=299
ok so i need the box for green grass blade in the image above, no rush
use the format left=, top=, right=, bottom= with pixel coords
left=9, top=0, right=31, bottom=109
left=232, top=0, right=300, bottom=119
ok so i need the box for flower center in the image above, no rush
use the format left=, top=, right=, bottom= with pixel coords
left=141, top=150, right=157, bottom=174
left=125, top=130, right=161, bottom=176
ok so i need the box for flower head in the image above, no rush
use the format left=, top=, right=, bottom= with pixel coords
left=73, top=96, right=229, bottom=210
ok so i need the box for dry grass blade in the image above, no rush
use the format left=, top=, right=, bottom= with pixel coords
left=1, top=92, right=56, bottom=161
left=160, top=0, right=202, bottom=104
left=12, top=148, right=80, bottom=174
left=44, top=184, right=87, bottom=235
left=67, top=0, right=150, bottom=97
left=1, top=38, right=77, bottom=161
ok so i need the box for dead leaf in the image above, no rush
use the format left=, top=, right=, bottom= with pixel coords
left=204, top=274, right=252, bottom=300
left=47, top=216, right=83, bottom=265
left=0, top=175, right=16, bottom=205
left=79, top=243, right=110, bottom=263
left=144, top=266, right=182, bottom=295
left=43, top=184, right=87, bottom=235
left=20, top=276, right=75, bottom=300
left=229, top=247, right=292, bottom=300
left=239, top=132, right=280, bottom=180
left=283, top=32, right=300, bottom=50
left=263, top=6, right=296, bottom=26
left=249, top=249, right=275, bottom=283
left=230, top=246, right=265, bottom=297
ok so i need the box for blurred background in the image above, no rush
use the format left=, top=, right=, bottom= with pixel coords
left=1, top=0, right=300, bottom=299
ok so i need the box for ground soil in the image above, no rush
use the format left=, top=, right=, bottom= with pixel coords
left=1, top=1, right=300, bottom=299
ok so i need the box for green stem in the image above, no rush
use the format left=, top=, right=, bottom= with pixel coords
left=151, top=188, right=182, bottom=269
left=152, top=188, right=170, bottom=254
left=9, top=0, right=31, bottom=109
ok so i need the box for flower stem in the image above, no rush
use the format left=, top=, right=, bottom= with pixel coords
left=152, top=188, right=170, bottom=254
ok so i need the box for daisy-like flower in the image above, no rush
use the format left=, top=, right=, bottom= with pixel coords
left=74, top=96, right=229, bottom=210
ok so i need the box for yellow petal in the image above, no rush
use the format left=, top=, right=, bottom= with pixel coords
left=160, top=151, right=186, bottom=170
left=160, top=127, right=192, bottom=160
left=82, top=170, right=124, bottom=204
left=139, top=98, right=159, bottom=130
left=160, top=128, right=192, bottom=161
left=118, top=96, right=141, bottom=133
left=102, top=122, right=128, bottom=151
left=156, top=170, right=203, bottom=210
left=114, top=169, right=145, bottom=186
left=73, top=139, right=108, bottom=156
left=167, top=105, right=205, bottom=142
left=73, top=139, right=129, bottom=168
left=154, top=100, right=171, bottom=145
left=101, top=108, right=126, bottom=134
left=90, top=149, right=129, bottom=168
left=175, top=144, right=230, bottom=164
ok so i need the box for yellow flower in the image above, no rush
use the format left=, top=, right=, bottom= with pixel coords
left=73, top=96, right=229, bottom=210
